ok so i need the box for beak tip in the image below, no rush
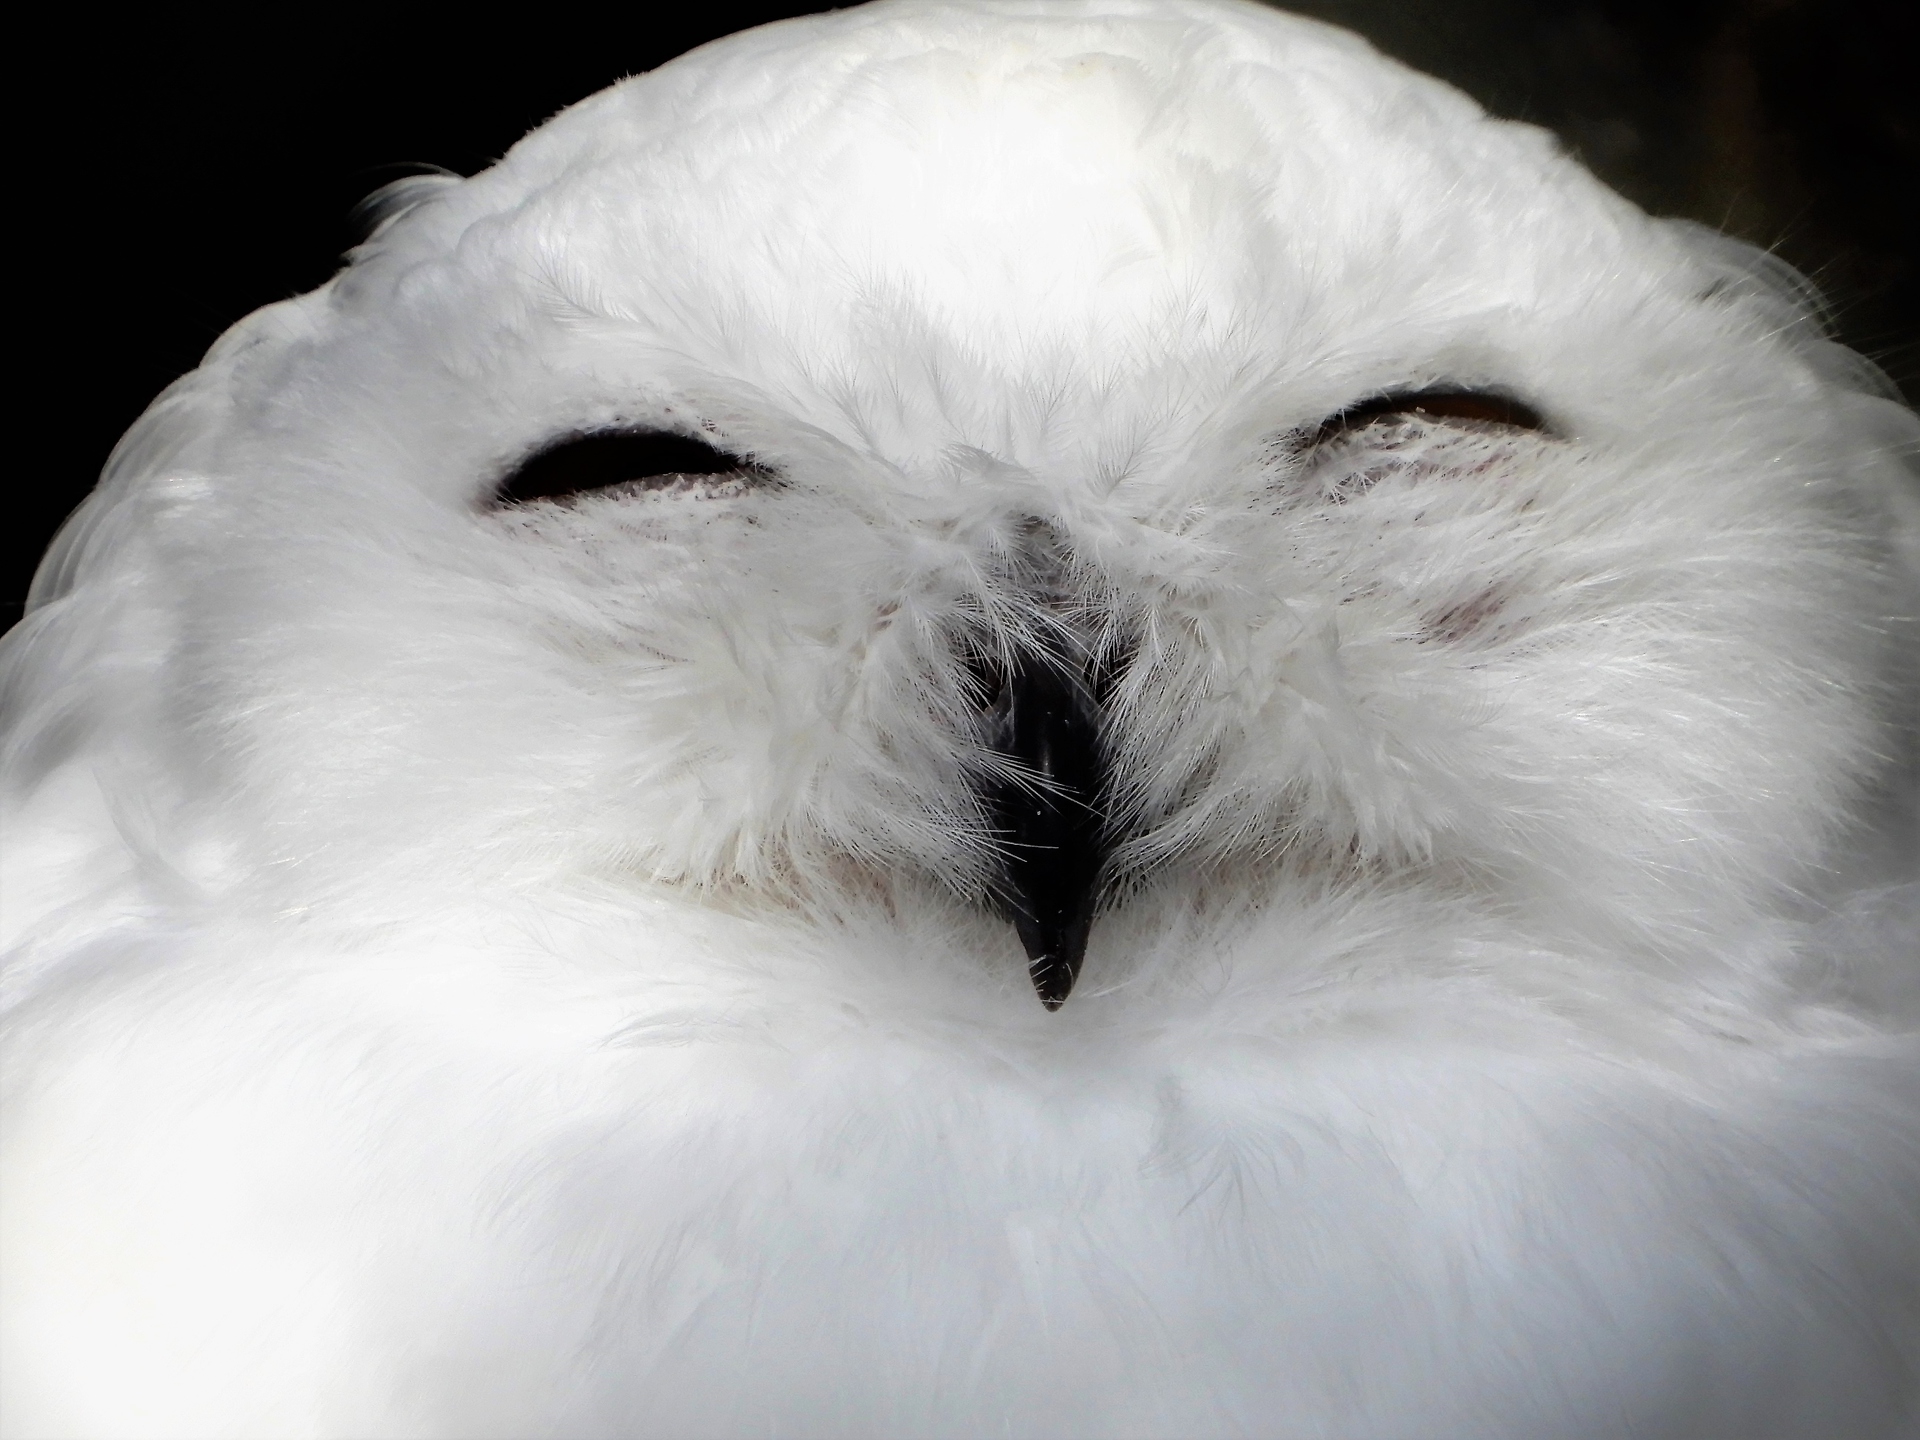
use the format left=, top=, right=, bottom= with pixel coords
left=1028, top=952, right=1081, bottom=1010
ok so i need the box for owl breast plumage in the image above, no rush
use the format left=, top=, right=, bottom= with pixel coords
left=3, top=2, right=1917, bottom=1437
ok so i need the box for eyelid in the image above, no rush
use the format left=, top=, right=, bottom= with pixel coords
left=1304, top=389, right=1550, bottom=448
left=492, top=428, right=769, bottom=507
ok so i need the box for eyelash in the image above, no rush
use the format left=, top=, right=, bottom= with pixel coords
left=492, top=429, right=768, bottom=506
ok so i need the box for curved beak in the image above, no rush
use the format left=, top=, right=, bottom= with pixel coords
left=975, top=650, right=1112, bottom=1009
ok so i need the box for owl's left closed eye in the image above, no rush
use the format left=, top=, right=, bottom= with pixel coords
left=492, top=428, right=770, bottom=506
left=1304, top=387, right=1550, bottom=450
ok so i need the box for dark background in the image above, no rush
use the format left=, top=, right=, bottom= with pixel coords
left=15, top=0, right=1915, bottom=628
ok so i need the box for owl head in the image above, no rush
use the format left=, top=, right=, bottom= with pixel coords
left=9, top=0, right=1916, bottom=1017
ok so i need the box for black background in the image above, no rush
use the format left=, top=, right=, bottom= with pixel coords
left=16, top=0, right=1915, bottom=627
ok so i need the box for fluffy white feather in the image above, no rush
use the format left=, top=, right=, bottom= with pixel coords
left=3, top=2, right=1916, bottom=1436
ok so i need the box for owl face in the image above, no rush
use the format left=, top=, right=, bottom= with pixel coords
left=39, top=0, right=1906, bottom=1009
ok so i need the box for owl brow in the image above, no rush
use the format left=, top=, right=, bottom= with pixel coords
left=1304, top=388, right=1551, bottom=448
left=492, top=428, right=771, bottom=506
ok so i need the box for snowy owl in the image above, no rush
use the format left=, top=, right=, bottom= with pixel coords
left=4, top=1, right=1918, bottom=1436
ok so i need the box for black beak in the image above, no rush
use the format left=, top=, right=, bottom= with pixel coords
left=975, top=649, right=1112, bottom=1009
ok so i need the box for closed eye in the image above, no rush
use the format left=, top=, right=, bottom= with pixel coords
left=1304, top=388, right=1550, bottom=448
left=492, top=429, right=770, bottom=506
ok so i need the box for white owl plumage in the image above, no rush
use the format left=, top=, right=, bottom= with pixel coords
left=3, top=1, right=1917, bottom=1435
